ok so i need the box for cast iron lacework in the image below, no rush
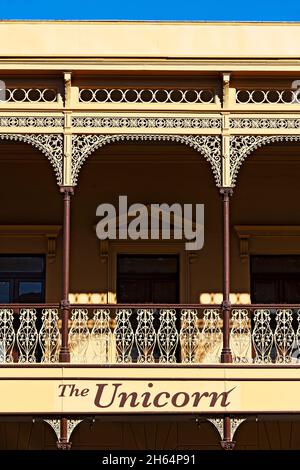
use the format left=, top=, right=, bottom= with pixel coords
left=0, top=308, right=61, bottom=364
left=0, top=116, right=64, bottom=127
left=71, top=116, right=222, bottom=129
left=0, top=133, right=63, bottom=185
left=230, top=135, right=300, bottom=186
left=201, top=309, right=222, bottom=363
left=230, top=309, right=251, bottom=363
left=71, top=134, right=222, bottom=186
left=230, top=118, right=300, bottom=129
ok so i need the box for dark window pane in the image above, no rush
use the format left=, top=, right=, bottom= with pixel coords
left=251, top=255, right=300, bottom=274
left=0, top=281, right=10, bottom=303
left=0, top=256, right=44, bottom=273
left=118, top=255, right=178, bottom=274
left=18, top=281, right=43, bottom=303
left=283, top=279, right=300, bottom=303
left=251, top=255, right=300, bottom=304
left=252, top=280, right=278, bottom=304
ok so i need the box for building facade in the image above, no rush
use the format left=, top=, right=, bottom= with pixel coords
left=1, top=21, right=300, bottom=450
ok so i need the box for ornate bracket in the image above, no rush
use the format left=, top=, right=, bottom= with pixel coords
left=44, top=418, right=83, bottom=449
left=207, top=417, right=246, bottom=450
left=71, top=134, right=222, bottom=187
left=0, top=133, right=63, bottom=185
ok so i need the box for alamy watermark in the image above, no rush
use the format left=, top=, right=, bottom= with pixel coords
left=95, top=196, right=204, bottom=251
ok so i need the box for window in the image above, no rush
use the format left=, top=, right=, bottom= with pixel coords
left=117, top=255, right=179, bottom=304
left=0, top=255, right=45, bottom=303
left=251, top=255, right=300, bottom=304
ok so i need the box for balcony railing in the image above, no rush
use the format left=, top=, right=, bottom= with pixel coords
left=0, top=304, right=299, bottom=365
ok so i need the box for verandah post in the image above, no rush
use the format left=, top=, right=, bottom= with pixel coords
left=220, top=187, right=233, bottom=363
left=58, top=186, right=74, bottom=363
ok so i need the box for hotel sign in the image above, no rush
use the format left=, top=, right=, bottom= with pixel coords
left=1, top=367, right=300, bottom=414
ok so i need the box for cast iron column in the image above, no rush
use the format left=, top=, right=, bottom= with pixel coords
left=59, top=186, right=74, bottom=363
left=220, top=188, right=233, bottom=363
left=221, top=416, right=235, bottom=450
left=57, top=418, right=71, bottom=450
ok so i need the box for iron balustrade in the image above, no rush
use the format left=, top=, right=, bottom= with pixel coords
left=0, top=303, right=300, bottom=364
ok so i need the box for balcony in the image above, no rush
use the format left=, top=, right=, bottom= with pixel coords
left=0, top=303, right=299, bottom=365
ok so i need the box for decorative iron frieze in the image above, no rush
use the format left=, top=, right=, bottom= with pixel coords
left=71, top=116, right=221, bottom=129
left=72, top=134, right=222, bottom=186
left=236, top=89, right=299, bottom=104
left=78, top=87, right=215, bottom=104
left=0, top=116, right=64, bottom=128
left=230, top=117, right=300, bottom=129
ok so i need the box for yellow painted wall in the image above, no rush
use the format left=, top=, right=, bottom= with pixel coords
left=0, top=21, right=300, bottom=59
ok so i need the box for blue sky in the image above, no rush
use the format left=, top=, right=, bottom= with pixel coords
left=1, top=0, right=300, bottom=21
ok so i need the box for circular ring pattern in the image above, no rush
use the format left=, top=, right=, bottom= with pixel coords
left=79, top=88, right=215, bottom=104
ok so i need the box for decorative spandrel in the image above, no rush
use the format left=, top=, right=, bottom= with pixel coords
left=71, top=134, right=221, bottom=187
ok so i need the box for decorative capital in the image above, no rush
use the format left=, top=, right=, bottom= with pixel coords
left=219, top=187, right=233, bottom=196
left=223, top=72, right=231, bottom=84
left=56, top=440, right=72, bottom=450
left=60, top=185, right=74, bottom=195
left=220, top=440, right=236, bottom=451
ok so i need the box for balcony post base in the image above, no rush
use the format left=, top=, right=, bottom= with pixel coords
left=220, top=440, right=236, bottom=450
left=59, top=348, right=70, bottom=363
left=221, top=349, right=233, bottom=363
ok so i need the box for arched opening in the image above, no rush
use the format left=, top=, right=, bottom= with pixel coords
left=0, top=140, right=62, bottom=303
left=230, top=141, right=300, bottom=362
left=232, top=141, right=300, bottom=302
left=71, top=140, right=221, bottom=304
